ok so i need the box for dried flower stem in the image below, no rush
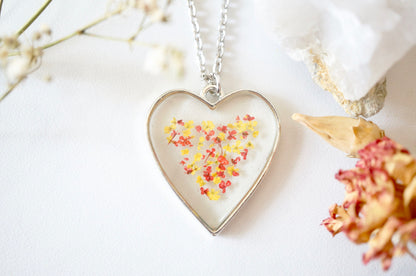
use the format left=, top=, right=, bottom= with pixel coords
left=0, top=77, right=24, bottom=102
left=128, top=14, right=147, bottom=42
left=41, top=13, right=116, bottom=49
left=82, top=32, right=155, bottom=48
left=0, top=0, right=4, bottom=18
left=16, top=0, right=53, bottom=36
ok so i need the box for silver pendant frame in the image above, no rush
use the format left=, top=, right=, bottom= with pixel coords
left=147, top=89, right=281, bottom=235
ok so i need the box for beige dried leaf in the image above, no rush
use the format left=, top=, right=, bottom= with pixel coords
left=292, top=113, right=385, bottom=157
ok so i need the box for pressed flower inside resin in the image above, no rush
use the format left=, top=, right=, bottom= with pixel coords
left=148, top=91, right=279, bottom=234
left=164, top=114, right=259, bottom=201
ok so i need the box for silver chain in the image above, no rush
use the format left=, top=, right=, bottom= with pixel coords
left=187, top=0, right=230, bottom=88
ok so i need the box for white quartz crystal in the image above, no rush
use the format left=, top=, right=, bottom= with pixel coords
left=255, top=0, right=416, bottom=116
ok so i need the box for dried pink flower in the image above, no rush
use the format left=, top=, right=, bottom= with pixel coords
left=323, top=137, right=416, bottom=270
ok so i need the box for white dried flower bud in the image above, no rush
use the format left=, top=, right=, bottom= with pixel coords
left=39, top=24, right=52, bottom=36
left=150, top=9, right=168, bottom=23
left=3, top=35, right=19, bottom=50
left=6, top=57, right=31, bottom=83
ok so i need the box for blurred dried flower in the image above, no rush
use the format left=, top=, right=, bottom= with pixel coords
left=39, top=24, right=52, bottom=36
left=1, top=0, right=177, bottom=102
left=144, top=45, right=184, bottom=77
left=149, top=9, right=168, bottom=23
left=322, top=137, right=416, bottom=270
left=5, top=57, right=32, bottom=83
left=292, top=113, right=385, bottom=157
left=0, top=32, right=44, bottom=84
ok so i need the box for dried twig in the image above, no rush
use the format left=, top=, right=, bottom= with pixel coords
left=0, top=0, right=4, bottom=18
left=16, top=0, right=53, bottom=36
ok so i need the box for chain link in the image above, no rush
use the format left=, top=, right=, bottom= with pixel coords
left=187, top=0, right=230, bottom=87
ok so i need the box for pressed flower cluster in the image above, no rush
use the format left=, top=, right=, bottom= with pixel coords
left=165, top=115, right=259, bottom=201
left=322, top=137, right=416, bottom=270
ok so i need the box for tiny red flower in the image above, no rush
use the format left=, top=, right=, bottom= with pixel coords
left=217, top=125, right=228, bottom=133
left=241, top=149, right=248, bottom=160
left=213, top=137, right=222, bottom=144
left=184, top=167, right=193, bottom=174
left=200, top=187, right=208, bottom=195
left=177, top=119, right=184, bottom=126
left=203, top=166, right=213, bottom=181
left=195, top=125, right=202, bottom=132
left=205, top=130, right=215, bottom=141
left=227, top=130, right=237, bottom=140
left=206, top=148, right=216, bottom=158
left=219, top=180, right=231, bottom=193
left=231, top=157, right=241, bottom=165
left=178, top=136, right=193, bottom=147
left=217, top=155, right=229, bottom=165
left=217, top=170, right=225, bottom=178
left=236, top=116, right=241, bottom=121
left=243, top=114, right=255, bottom=121
left=242, top=131, right=249, bottom=139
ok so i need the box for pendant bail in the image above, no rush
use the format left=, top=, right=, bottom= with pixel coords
left=201, top=73, right=222, bottom=103
left=204, top=72, right=220, bottom=89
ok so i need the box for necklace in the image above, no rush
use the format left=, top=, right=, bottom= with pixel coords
left=147, top=0, right=280, bottom=235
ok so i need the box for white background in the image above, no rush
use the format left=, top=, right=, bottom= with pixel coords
left=1, top=0, right=415, bottom=275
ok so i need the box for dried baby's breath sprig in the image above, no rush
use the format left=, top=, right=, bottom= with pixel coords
left=292, top=113, right=385, bottom=157
left=322, top=137, right=416, bottom=270
left=0, top=0, right=180, bottom=102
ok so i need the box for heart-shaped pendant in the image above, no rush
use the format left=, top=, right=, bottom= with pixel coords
left=147, top=89, right=280, bottom=235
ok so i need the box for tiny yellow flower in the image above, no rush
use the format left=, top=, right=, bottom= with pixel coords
left=196, top=175, right=205, bottom=186
left=223, top=144, right=231, bottom=152
left=235, top=121, right=247, bottom=132
left=246, top=141, right=254, bottom=149
left=207, top=189, right=220, bottom=200
left=182, top=128, right=191, bottom=137
left=227, top=123, right=235, bottom=129
left=171, top=117, right=177, bottom=124
left=247, top=121, right=257, bottom=131
left=232, top=140, right=243, bottom=153
left=218, top=132, right=226, bottom=141
left=197, top=136, right=205, bottom=150
left=181, top=149, right=189, bottom=155
left=184, top=120, right=194, bottom=129
left=202, top=121, right=215, bottom=131
left=213, top=176, right=221, bottom=185
left=164, top=124, right=176, bottom=134
left=253, top=130, right=259, bottom=138
left=194, top=152, right=203, bottom=162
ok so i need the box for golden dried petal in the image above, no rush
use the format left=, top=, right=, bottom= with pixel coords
left=404, top=177, right=416, bottom=218
left=385, top=153, right=416, bottom=185
left=292, top=113, right=385, bottom=157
